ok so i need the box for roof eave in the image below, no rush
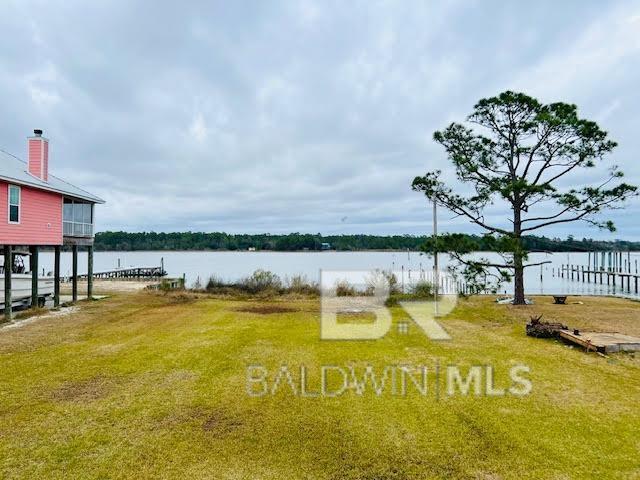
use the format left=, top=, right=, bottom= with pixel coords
left=0, top=174, right=104, bottom=204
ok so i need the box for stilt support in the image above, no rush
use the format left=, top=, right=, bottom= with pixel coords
left=54, top=246, right=61, bottom=307
left=4, top=246, right=12, bottom=322
left=72, top=245, right=78, bottom=303
left=30, top=245, right=38, bottom=308
left=87, top=246, right=93, bottom=300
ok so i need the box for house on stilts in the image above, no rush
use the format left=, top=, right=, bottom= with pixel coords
left=0, top=129, right=104, bottom=321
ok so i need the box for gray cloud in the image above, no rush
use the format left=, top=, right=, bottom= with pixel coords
left=0, top=0, right=638, bottom=239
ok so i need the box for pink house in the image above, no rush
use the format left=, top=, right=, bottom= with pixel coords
left=1, top=129, right=104, bottom=317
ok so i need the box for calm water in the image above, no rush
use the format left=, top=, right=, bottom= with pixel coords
left=33, top=250, right=640, bottom=298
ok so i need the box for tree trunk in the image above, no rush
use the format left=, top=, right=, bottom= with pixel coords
left=512, top=205, right=526, bottom=305
left=513, top=253, right=525, bottom=305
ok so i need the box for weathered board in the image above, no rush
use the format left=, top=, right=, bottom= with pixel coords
left=559, top=330, right=640, bottom=353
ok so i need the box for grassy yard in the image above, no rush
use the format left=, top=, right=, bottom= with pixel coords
left=0, top=292, right=639, bottom=479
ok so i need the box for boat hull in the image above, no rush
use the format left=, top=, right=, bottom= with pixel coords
left=0, top=274, right=54, bottom=304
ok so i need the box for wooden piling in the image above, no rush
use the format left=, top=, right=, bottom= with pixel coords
left=30, top=245, right=38, bottom=308
left=72, top=245, right=78, bottom=303
left=4, top=246, right=12, bottom=322
left=54, top=246, right=60, bottom=307
left=87, top=246, right=94, bottom=300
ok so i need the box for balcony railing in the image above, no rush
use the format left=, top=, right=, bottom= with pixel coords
left=63, top=221, right=93, bottom=237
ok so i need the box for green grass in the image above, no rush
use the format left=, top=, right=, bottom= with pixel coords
left=0, top=292, right=639, bottom=479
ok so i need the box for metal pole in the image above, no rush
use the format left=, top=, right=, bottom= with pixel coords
left=4, top=246, right=12, bottom=322
left=433, top=198, right=438, bottom=315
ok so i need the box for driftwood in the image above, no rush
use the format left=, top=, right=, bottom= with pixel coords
left=526, top=315, right=568, bottom=338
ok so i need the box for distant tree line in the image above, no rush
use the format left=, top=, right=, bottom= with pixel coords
left=93, top=231, right=640, bottom=252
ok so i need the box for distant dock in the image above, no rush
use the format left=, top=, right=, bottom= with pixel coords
left=556, top=251, right=640, bottom=295
left=76, top=265, right=166, bottom=280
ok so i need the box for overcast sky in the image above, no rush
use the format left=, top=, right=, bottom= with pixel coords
left=1, top=1, right=639, bottom=239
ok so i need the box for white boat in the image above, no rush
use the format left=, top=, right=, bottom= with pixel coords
left=0, top=253, right=54, bottom=308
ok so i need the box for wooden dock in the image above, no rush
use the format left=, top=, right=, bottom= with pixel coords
left=556, top=264, right=640, bottom=294
left=76, top=266, right=166, bottom=280
left=554, top=251, right=640, bottom=295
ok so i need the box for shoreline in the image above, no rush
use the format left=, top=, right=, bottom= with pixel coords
left=86, top=249, right=640, bottom=254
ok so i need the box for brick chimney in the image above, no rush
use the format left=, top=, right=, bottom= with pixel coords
left=28, top=129, right=49, bottom=181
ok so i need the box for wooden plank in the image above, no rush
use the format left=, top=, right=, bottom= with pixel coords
left=559, top=330, right=640, bottom=353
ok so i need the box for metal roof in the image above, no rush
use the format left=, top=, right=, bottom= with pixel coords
left=0, top=149, right=104, bottom=204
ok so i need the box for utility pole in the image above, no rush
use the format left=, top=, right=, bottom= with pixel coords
left=433, top=197, right=439, bottom=316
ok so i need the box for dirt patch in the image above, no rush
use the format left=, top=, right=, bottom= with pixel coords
left=234, top=304, right=298, bottom=314
left=202, top=410, right=243, bottom=433
left=156, top=405, right=243, bottom=435
left=49, top=375, right=118, bottom=402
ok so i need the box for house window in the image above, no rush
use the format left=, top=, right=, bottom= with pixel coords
left=8, top=185, right=20, bottom=223
left=63, top=199, right=93, bottom=237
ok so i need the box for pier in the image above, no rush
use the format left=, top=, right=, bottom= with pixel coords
left=76, top=265, right=167, bottom=280
left=555, top=251, right=640, bottom=295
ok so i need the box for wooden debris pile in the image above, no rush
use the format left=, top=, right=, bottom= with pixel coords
left=525, top=315, right=568, bottom=338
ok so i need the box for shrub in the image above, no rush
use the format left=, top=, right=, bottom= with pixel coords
left=385, top=280, right=435, bottom=306
left=410, top=280, right=434, bottom=298
left=239, top=269, right=282, bottom=294
left=385, top=271, right=400, bottom=295
left=335, top=279, right=358, bottom=297
left=284, top=275, right=319, bottom=295
left=364, top=269, right=399, bottom=296
left=205, top=275, right=227, bottom=292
